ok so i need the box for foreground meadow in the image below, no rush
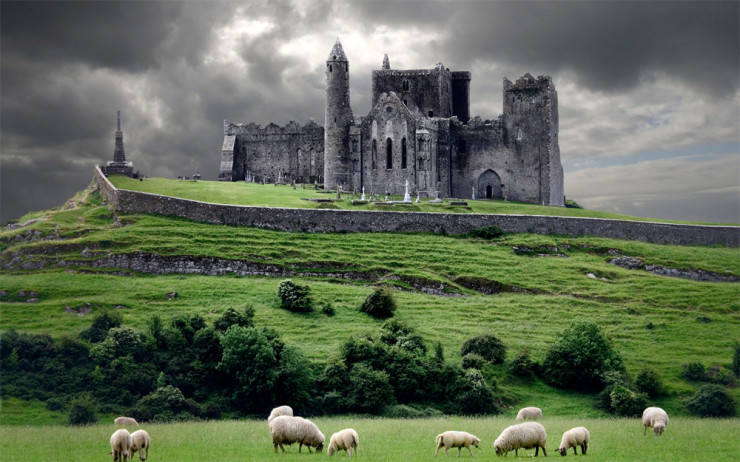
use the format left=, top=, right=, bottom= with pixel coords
left=1, top=416, right=738, bottom=461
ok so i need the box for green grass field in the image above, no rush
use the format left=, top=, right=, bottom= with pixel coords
left=1, top=416, right=738, bottom=461
left=107, top=175, right=739, bottom=225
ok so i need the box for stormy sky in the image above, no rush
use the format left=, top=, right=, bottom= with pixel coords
left=1, top=0, right=738, bottom=224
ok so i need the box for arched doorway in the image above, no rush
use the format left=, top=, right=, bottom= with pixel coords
left=478, top=170, right=503, bottom=199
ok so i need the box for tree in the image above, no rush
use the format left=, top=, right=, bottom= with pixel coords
left=685, top=384, right=736, bottom=417
left=79, top=310, right=123, bottom=343
left=277, top=280, right=314, bottom=313
left=542, top=322, right=624, bottom=391
left=348, top=363, right=395, bottom=413
left=67, top=396, right=97, bottom=425
left=214, top=306, right=255, bottom=332
left=359, top=287, right=396, bottom=319
left=461, top=333, right=506, bottom=364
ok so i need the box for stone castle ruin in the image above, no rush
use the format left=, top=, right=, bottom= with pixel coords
left=219, top=40, right=564, bottom=205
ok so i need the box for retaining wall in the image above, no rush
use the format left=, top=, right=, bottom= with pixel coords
left=93, top=167, right=739, bottom=246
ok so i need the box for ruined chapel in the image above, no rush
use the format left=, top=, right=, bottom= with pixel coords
left=219, top=40, right=564, bottom=205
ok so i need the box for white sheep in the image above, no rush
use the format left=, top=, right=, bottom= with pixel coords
left=515, top=406, right=542, bottom=421
left=642, top=406, right=669, bottom=436
left=110, top=428, right=132, bottom=462
left=434, top=430, right=480, bottom=457
left=557, top=426, right=590, bottom=456
left=130, top=429, right=150, bottom=461
left=493, top=422, right=547, bottom=457
left=327, top=428, right=359, bottom=457
left=267, top=405, right=294, bottom=423
left=114, top=416, right=138, bottom=426
left=269, top=415, right=325, bottom=453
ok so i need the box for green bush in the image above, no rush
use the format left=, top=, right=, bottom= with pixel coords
left=214, top=306, right=255, bottom=332
left=462, top=353, right=486, bottom=370
left=276, top=280, right=314, bottom=313
left=609, top=384, right=648, bottom=417
left=349, top=363, right=395, bottom=414
left=685, top=384, right=736, bottom=417
left=508, top=349, right=538, bottom=378
left=321, top=303, right=336, bottom=316
left=79, top=309, right=123, bottom=343
left=733, top=342, right=740, bottom=378
left=383, top=404, right=443, bottom=418
left=680, top=362, right=707, bottom=382
left=635, top=367, right=664, bottom=398
left=453, top=368, right=500, bottom=415
left=460, top=333, right=506, bottom=365
left=132, top=385, right=202, bottom=422
left=359, top=287, right=397, bottom=319
left=67, top=396, right=97, bottom=425
left=542, top=322, right=624, bottom=391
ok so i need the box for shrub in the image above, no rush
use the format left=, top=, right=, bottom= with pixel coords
left=680, top=362, right=707, bottom=382
left=462, top=353, right=486, bottom=370
left=508, top=349, right=538, bottom=378
left=453, top=368, right=500, bottom=415
left=609, top=384, right=648, bottom=417
left=542, top=321, right=624, bottom=391
left=733, top=342, right=740, bottom=378
left=132, top=385, right=202, bottom=422
left=79, top=310, right=123, bottom=343
left=67, top=396, right=98, bottom=425
left=635, top=367, right=664, bottom=398
left=359, top=287, right=396, bottom=319
left=321, top=303, right=336, bottom=316
left=460, top=333, right=506, bottom=365
left=685, top=384, right=736, bottom=417
left=383, top=404, right=443, bottom=418
left=214, top=306, right=255, bottom=332
left=467, top=225, right=504, bottom=240
left=277, top=280, right=314, bottom=313
left=349, top=363, right=395, bottom=414
left=705, top=364, right=736, bottom=387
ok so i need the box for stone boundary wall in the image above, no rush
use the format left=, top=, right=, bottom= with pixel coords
left=93, top=167, right=739, bottom=247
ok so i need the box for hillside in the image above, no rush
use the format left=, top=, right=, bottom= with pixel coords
left=1, top=182, right=738, bottom=424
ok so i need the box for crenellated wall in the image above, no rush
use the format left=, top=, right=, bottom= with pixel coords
left=94, top=167, right=739, bottom=247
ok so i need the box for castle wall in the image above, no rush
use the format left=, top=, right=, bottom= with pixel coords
left=94, top=167, right=739, bottom=247
left=372, top=66, right=453, bottom=119
left=220, top=121, right=323, bottom=184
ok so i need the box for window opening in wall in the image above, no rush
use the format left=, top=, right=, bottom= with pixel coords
left=402, top=80, right=409, bottom=91
left=372, top=139, right=377, bottom=169
left=386, top=138, right=393, bottom=169
left=401, top=138, right=407, bottom=169
left=351, top=138, right=358, bottom=152
left=486, top=185, right=492, bottom=199
left=458, top=139, right=466, bottom=153
left=418, top=138, right=424, bottom=150
left=418, top=157, right=424, bottom=170
left=329, top=64, right=332, bottom=72
left=428, top=111, right=433, bottom=117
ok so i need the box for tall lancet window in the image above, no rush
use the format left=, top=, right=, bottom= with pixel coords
left=401, top=138, right=407, bottom=169
left=372, top=140, right=377, bottom=169
left=386, top=138, right=393, bottom=169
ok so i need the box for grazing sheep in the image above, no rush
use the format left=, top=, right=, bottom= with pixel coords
left=114, top=416, right=138, bottom=426
left=515, top=406, right=543, bottom=421
left=110, top=429, right=132, bottom=462
left=269, top=415, right=325, bottom=453
left=327, top=428, right=359, bottom=457
left=493, top=422, right=547, bottom=457
left=434, top=430, right=480, bottom=457
left=557, top=426, right=590, bottom=456
left=642, top=407, right=669, bottom=436
left=267, top=405, right=294, bottom=423
left=130, top=429, right=150, bottom=461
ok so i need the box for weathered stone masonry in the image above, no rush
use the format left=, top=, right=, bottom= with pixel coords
left=94, top=167, right=739, bottom=247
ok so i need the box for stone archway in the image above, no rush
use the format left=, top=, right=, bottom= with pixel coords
left=477, top=169, right=503, bottom=199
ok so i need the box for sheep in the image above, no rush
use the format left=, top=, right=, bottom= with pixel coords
left=493, top=422, right=547, bottom=457
left=515, top=406, right=543, bottom=421
left=434, top=430, right=480, bottom=457
left=114, top=416, right=138, bottom=426
left=327, top=428, right=359, bottom=457
left=642, top=406, right=669, bottom=436
left=130, top=429, right=150, bottom=461
left=269, top=415, right=325, bottom=453
left=110, top=428, right=132, bottom=462
left=267, top=405, right=294, bottom=423
left=557, top=426, right=590, bottom=456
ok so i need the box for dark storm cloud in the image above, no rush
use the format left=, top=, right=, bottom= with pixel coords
left=350, top=0, right=739, bottom=96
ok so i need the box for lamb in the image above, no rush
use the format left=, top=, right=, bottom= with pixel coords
left=130, top=429, right=150, bottom=461
left=267, top=405, right=294, bottom=423
left=515, top=406, right=543, bottom=421
left=557, top=426, right=590, bottom=456
left=327, top=428, right=359, bottom=457
left=434, top=430, right=480, bottom=457
left=269, top=415, right=325, bottom=453
left=110, top=428, right=132, bottom=462
left=114, top=416, right=138, bottom=426
left=642, top=406, right=669, bottom=436
left=493, top=422, right=547, bottom=457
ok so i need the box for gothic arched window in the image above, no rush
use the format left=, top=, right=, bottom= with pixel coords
left=401, top=138, right=407, bottom=169
left=372, top=139, right=377, bottom=169
left=386, top=138, right=393, bottom=169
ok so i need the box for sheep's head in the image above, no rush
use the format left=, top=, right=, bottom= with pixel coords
left=472, top=437, right=480, bottom=448
left=494, top=444, right=505, bottom=456
left=327, top=445, right=336, bottom=456
left=315, top=441, right=324, bottom=452
left=653, top=423, right=665, bottom=435
left=558, top=447, right=568, bottom=456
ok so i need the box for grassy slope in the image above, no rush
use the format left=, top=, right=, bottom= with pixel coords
left=1, top=416, right=739, bottom=461
left=1, top=184, right=739, bottom=423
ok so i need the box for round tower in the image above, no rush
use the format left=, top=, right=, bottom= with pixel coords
left=324, top=39, right=353, bottom=190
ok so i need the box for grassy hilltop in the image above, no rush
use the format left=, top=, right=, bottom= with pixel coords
left=1, top=179, right=738, bottom=430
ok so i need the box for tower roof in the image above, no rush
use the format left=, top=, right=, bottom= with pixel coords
left=328, top=38, right=347, bottom=61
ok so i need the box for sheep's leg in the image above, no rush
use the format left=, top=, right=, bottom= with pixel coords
left=572, top=446, right=577, bottom=455
left=582, top=442, right=587, bottom=454
left=467, top=445, right=474, bottom=457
